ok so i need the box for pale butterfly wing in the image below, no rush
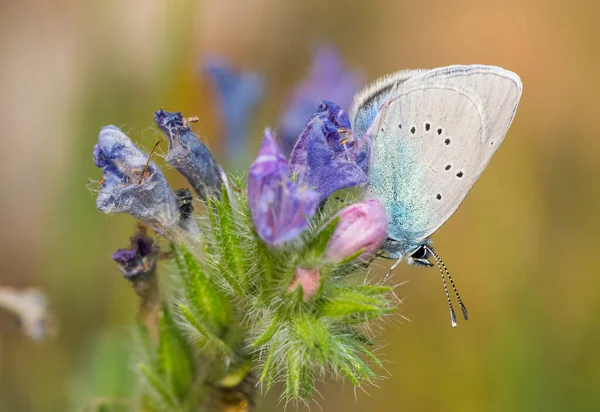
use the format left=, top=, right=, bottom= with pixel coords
left=351, top=65, right=522, bottom=243
left=350, top=69, right=426, bottom=138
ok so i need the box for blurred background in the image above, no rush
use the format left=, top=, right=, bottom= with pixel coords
left=1, top=0, right=600, bottom=410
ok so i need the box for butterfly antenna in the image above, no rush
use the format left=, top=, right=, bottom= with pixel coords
left=426, top=246, right=468, bottom=322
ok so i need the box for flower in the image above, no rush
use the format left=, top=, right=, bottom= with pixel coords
left=203, top=56, right=264, bottom=162
left=93, top=125, right=201, bottom=247
left=0, top=287, right=52, bottom=341
left=112, top=230, right=159, bottom=278
left=154, top=109, right=222, bottom=201
left=322, top=199, right=388, bottom=263
left=288, top=267, right=321, bottom=302
left=248, top=130, right=319, bottom=247
left=278, top=46, right=362, bottom=155
left=289, top=101, right=369, bottom=203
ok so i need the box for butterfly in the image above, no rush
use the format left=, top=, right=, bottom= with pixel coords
left=348, top=65, right=522, bottom=327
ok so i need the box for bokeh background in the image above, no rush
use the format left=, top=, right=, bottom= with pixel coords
left=2, top=0, right=600, bottom=410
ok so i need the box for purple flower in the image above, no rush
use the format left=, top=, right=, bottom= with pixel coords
left=93, top=126, right=201, bottom=247
left=322, top=199, right=388, bottom=263
left=154, top=109, right=221, bottom=200
left=278, top=46, right=362, bottom=155
left=112, top=231, right=159, bottom=278
left=248, top=130, right=319, bottom=247
left=203, top=56, right=264, bottom=162
left=289, top=101, right=369, bottom=203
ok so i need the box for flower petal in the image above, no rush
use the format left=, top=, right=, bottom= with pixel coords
left=203, top=56, right=264, bottom=162
left=248, top=130, right=319, bottom=247
left=278, top=46, right=362, bottom=155
left=93, top=125, right=201, bottom=247
left=322, top=199, right=389, bottom=263
left=112, top=231, right=159, bottom=278
left=289, top=101, right=369, bottom=202
left=154, top=109, right=221, bottom=200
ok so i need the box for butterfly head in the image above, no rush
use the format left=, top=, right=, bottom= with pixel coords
left=380, top=236, right=432, bottom=264
left=380, top=237, right=468, bottom=327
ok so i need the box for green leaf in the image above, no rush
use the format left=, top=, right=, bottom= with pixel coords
left=339, top=363, right=360, bottom=386
left=157, top=310, right=192, bottom=400
left=331, top=338, right=376, bottom=385
left=292, top=315, right=330, bottom=364
left=337, top=247, right=365, bottom=265
left=178, top=304, right=233, bottom=357
left=305, top=216, right=340, bottom=259
left=259, top=342, right=278, bottom=390
left=354, top=344, right=383, bottom=369
left=218, top=360, right=252, bottom=388
left=320, top=286, right=394, bottom=319
left=173, top=244, right=229, bottom=328
left=286, top=351, right=312, bottom=400
left=139, top=364, right=177, bottom=410
left=255, top=239, right=274, bottom=288
left=349, top=285, right=394, bottom=296
left=251, top=316, right=280, bottom=347
left=216, top=185, right=245, bottom=275
left=207, top=195, right=245, bottom=297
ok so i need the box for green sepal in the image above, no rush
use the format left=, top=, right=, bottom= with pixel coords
left=178, top=303, right=233, bottom=358
left=319, top=285, right=394, bottom=319
left=139, top=364, right=178, bottom=409
left=173, top=244, right=229, bottom=329
left=206, top=194, right=245, bottom=297
left=217, top=360, right=252, bottom=388
left=304, top=216, right=340, bottom=260
left=251, top=315, right=280, bottom=347
left=259, top=342, right=278, bottom=390
left=157, top=309, right=193, bottom=400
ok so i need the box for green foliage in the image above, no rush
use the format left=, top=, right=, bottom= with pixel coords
left=133, top=181, right=396, bottom=410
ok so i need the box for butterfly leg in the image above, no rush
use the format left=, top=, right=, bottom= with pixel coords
left=381, top=257, right=403, bottom=284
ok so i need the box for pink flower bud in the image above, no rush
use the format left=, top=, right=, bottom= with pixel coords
left=322, top=199, right=388, bottom=263
left=288, top=267, right=321, bottom=301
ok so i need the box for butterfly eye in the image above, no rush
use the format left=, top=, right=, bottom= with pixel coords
left=411, top=245, right=428, bottom=259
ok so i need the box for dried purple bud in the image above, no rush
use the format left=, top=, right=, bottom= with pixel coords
left=154, top=109, right=221, bottom=200
left=93, top=126, right=201, bottom=247
left=288, top=267, right=321, bottom=302
left=322, top=199, right=389, bottom=263
left=203, top=56, right=264, bottom=162
left=278, top=46, right=362, bottom=155
left=248, top=130, right=319, bottom=247
left=289, top=101, right=369, bottom=202
left=112, top=232, right=159, bottom=278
